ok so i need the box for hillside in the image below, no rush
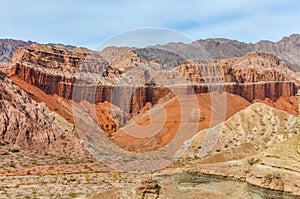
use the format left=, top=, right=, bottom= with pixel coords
left=0, top=39, right=33, bottom=62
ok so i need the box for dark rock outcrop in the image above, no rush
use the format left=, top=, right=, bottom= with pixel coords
left=254, top=34, right=300, bottom=72
left=134, top=47, right=186, bottom=69
left=0, top=39, right=33, bottom=62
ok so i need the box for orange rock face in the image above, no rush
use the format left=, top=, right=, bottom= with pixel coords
left=106, top=92, right=251, bottom=152
left=7, top=44, right=299, bottom=136
left=10, top=46, right=298, bottom=107
left=8, top=48, right=298, bottom=106
left=176, top=52, right=298, bottom=101
left=5, top=43, right=300, bottom=155
left=95, top=102, right=119, bottom=135
left=253, top=95, right=299, bottom=116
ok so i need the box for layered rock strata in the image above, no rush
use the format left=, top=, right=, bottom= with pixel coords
left=9, top=45, right=298, bottom=113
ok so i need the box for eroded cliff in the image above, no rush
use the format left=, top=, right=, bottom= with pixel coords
left=9, top=45, right=298, bottom=106
left=0, top=71, right=56, bottom=150
left=176, top=52, right=298, bottom=101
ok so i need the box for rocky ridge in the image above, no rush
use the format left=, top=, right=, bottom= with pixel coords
left=100, top=46, right=131, bottom=64
left=138, top=34, right=300, bottom=72
left=8, top=44, right=298, bottom=109
left=174, top=52, right=297, bottom=101
left=0, top=71, right=56, bottom=150
left=0, top=39, right=33, bottom=62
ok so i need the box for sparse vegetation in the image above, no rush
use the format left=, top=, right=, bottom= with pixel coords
left=109, top=172, right=120, bottom=179
left=68, top=192, right=78, bottom=198
left=84, top=173, right=90, bottom=181
left=9, top=148, right=20, bottom=153
left=1, top=151, right=10, bottom=156
left=247, top=157, right=260, bottom=165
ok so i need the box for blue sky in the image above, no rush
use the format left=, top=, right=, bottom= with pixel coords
left=1, top=0, right=300, bottom=49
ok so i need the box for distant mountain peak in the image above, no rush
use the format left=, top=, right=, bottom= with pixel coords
left=98, top=33, right=300, bottom=71
left=0, top=39, right=33, bottom=62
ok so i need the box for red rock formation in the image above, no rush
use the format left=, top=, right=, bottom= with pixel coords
left=9, top=45, right=298, bottom=113
left=253, top=95, right=298, bottom=116
left=176, top=52, right=298, bottom=101
left=0, top=72, right=56, bottom=150
left=177, top=52, right=292, bottom=83
left=7, top=43, right=299, bottom=159
left=9, top=43, right=120, bottom=95
left=110, top=92, right=251, bottom=152
left=95, top=102, right=119, bottom=135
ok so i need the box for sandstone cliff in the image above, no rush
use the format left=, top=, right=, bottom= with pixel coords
left=8, top=45, right=185, bottom=116
left=10, top=44, right=298, bottom=107
left=175, top=52, right=297, bottom=101
left=9, top=44, right=121, bottom=99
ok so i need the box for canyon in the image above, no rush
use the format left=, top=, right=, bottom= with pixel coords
left=8, top=44, right=299, bottom=111
left=0, top=35, right=300, bottom=198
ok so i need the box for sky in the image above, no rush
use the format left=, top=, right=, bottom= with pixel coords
left=1, top=0, right=300, bottom=49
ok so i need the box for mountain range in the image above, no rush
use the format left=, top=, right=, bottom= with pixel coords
left=0, top=34, right=300, bottom=198
left=2, top=34, right=300, bottom=72
left=100, top=34, right=300, bottom=71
